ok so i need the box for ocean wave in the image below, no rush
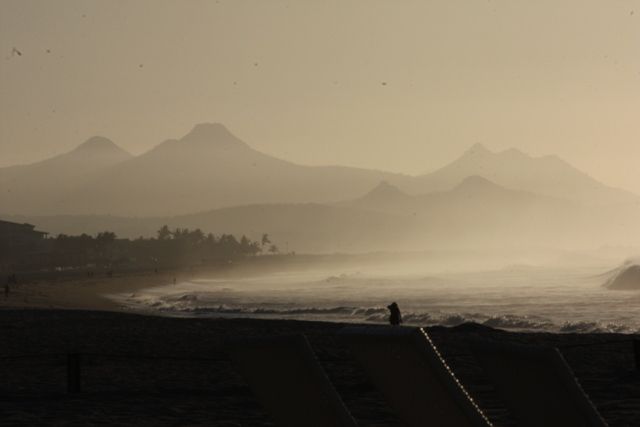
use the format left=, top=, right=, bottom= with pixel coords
left=559, top=321, right=634, bottom=334
left=153, top=303, right=359, bottom=316
left=121, top=292, right=640, bottom=334
left=482, top=314, right=554, bottom=331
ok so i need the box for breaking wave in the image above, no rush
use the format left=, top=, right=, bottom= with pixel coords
left=118, top=293, right=639, bottom=334
left=110, top=264, right=640, bottom=335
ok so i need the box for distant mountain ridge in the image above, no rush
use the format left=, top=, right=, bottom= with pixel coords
left=0, top=136, right=132, bottom=214
left=0, top=123, right=636, bottom=217
left=414, top=143, right=637, bottom=205
left=73, top=136, right=130, bottom=154
left=347, top=174, right=575, bottom=217
left=0, top=123, right=416, bottom=216
left=8, top=175, right=640, bottom=253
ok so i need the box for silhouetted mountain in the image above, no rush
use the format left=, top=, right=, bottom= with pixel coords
left=414, top=144, right=636, bottom=205
left=345, top=180, right=415, bottom=213
left=358, top=181, right=411, bottom=202
left=340, top=175, right=640, bottom=249
left=415, top=175, right=578, bottom=233
left=346, top=175, right=561, bottom=216
left=424, top=175, right=544, bottom=205
left=73, top=136, right=131, bottom=155
left=13, top=175, right=640, bottom=253
left=5, top=136, right=131, bottom=173
left=1, top=124, right=637, bottom=217
left=0, top=136, right=132, bottom=213
left=10, top=123, right=414, bottom=215
left=452, top=174, right=502, bottom=192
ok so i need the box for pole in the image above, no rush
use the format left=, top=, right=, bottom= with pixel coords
left=67, top=353, right=81, bottom=393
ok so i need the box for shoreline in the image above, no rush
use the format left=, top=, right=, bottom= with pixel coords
left=0, top=269, right=182, bottom=312
left=2, top=269, right=637, bottom=335
left=0, top=253, right=403, bottom=313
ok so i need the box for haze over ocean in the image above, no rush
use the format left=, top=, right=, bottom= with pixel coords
left=112, top=261, right=640, bottom=334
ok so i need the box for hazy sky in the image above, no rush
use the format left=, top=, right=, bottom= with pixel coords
left=2, top=0, right=640, bottom=192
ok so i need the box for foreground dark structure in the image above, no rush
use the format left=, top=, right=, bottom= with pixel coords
left=0, top=310, right=638, bottom=426
left=471, top=340, right=607, bottom=426
left=339, top=327, right=491, bottom=426
left=227, top=334, right=357, bottom=427
left=0, top=220, right=48, bottom=271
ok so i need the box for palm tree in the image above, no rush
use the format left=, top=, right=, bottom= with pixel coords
left=157, top=225, right=172, bottom=240
left=261, top=233, right=271, bottom=249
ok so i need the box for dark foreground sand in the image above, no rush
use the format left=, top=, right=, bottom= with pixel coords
left=0, top=309, right=639, bottom=426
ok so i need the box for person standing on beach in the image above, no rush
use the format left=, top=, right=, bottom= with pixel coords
left=387, top=302, right=402, bottom=326
left=4, top=282, right=9, bottom=299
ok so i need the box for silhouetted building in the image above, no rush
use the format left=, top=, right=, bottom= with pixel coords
left=0, top=220, right=48, bottom=271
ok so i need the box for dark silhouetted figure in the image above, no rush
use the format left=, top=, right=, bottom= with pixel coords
left=4, top=283, right=9, bottom=299
left=387, top=302, right=402, bottom=326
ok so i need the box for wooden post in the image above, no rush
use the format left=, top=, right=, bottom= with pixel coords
left=634, top=340, right=640, bottom=371
left=67, top=353, right=81, bottom=393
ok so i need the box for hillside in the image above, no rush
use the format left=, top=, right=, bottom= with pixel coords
left=8, top=176, right=640, bottom=253
left=413, top=144, right=637, bottom=205
left=0, top=124, right=414, bottom=216
left=0, top=137, right=132, bottom=214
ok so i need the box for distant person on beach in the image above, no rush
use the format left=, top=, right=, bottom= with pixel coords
left=4, top=283, right=9, bottom=299
left=387, top=302, right=402, bottom=326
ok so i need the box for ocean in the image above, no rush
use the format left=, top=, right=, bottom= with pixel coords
left=110, top=260, right=640, bottom=334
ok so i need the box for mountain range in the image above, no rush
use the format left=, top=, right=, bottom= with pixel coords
left=2, top=123, right=639, bottom=252
left=4, top=173, right=639, bottom=253
left=1, top=123, right=636, bottom=217
left=413, top=143, right=636, bottom=205
left=0, top=124, right=414, bottom=216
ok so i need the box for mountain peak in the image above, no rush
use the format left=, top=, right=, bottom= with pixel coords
left=454, top=175, right=504, bottom=192
left=358, top=180, right=410, bottom=203
left=369, top=180, right=405, bottom=196
left=181, top=123, right=245, bottom=148
left=465, top=143, right=492, bottom=156
left=74, top=136, right=125, bottom=153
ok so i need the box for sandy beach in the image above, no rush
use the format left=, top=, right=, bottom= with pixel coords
left=0, top=269, right=218, bottom=312
left=1, top=277, right=640, bottom=426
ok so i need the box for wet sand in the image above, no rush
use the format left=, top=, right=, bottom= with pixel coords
left=0, top=308, right=639, bottom=426
left=0, top=269, right=198, bottom=311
